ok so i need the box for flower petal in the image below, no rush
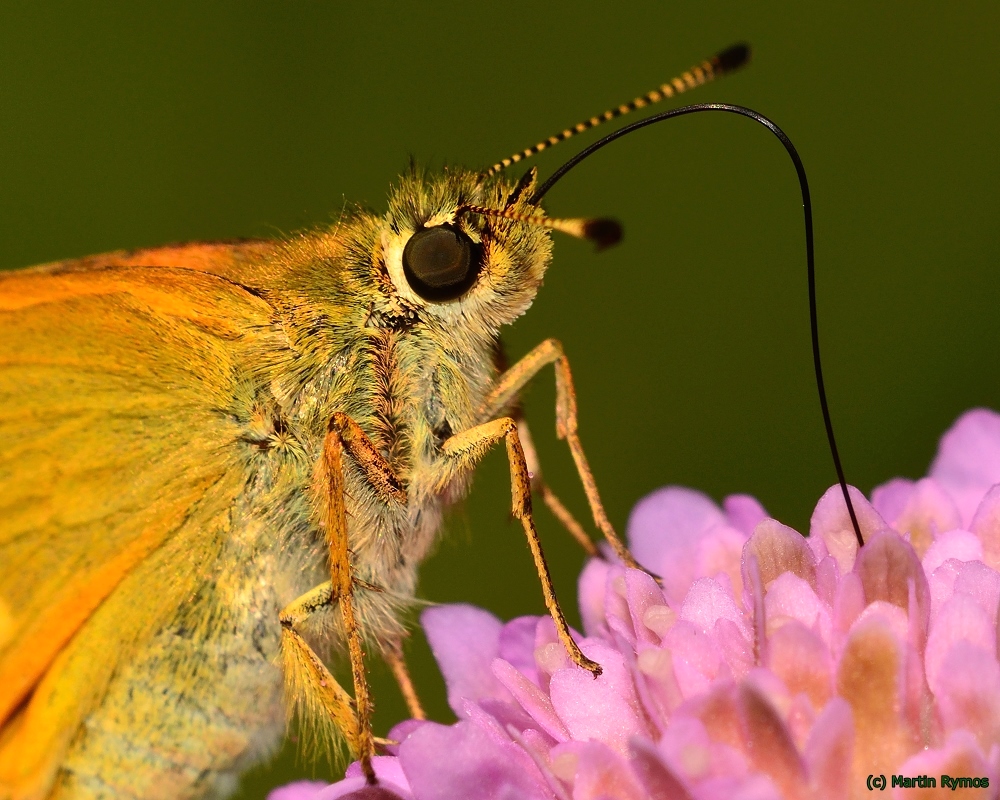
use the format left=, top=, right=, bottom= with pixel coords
left=315, top=783, right=411, bottom=800
left=922, top=529, right=984, bottom=574
left=548, top=641, right=647, bottom=755
left=556, top=740, right=646, bottom=800
left=699, top=524, right=750, bottom=602
left=836, top=615, right=916, bottom=781
left=499, top=616, right=541, bottom=685
left=491, top=658, right=569, bottom=742
left=681, top=682, right=807, bottom=799
left=627, top=487, right=727, bottom=603
left=854, top=531, right=931, bottom=650
left=399, top=720, right=551, bottom=800
left=764, top=573, right=830, bottom=645
left=578, top=558, right=612, bottom=638
left=870, top=478, right=915, bottom=526
left=925, top=593, right=995, bottom=693
left=636, top=642, right=683, bottom=719
left=625, top=568, right=669, bottom=646
left=324, top=757, right=413, bottom=800
left=765, top=619, right=832, bottom=711
left=743, top=519, right=816, bottom=592
left=680, top=577, right=751, bottom=652
left=953, top=560, right=1000, bottom=620
left=871, top=477, right=961, bottom=555
left=723, top=494, right=769, bottom=537
left=656, top=715, right=725, bottom=782
left=810, top=485, right=890, bottom=574
left=422, top=604, right=508, bottom=715
left=629, top=737, right=694, bottom=800
left=269, top=781, right=330, bottom=800
left=665, top=620, right=726, bottom=698
left=969, top=484, right=1000, bottom=571
left=930, top=408, right=1000, bottom=527
left=932, top=640, right=1000, bottom=746
left=802, top=698, right=853, bottom=800
left=735, top=683, right=808, bottom=800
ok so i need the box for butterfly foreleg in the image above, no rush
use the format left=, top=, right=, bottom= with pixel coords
left=479, top=338, right=640, bottom=570
left=441, top=417, right=602, bottom=677
left=288, top=411, right=409, bottom=784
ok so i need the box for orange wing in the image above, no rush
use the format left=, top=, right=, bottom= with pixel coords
left=0, top=241, right=280, bottom=798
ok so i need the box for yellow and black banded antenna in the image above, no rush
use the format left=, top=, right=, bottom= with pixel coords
left=484, top=43, right=751, bottom=178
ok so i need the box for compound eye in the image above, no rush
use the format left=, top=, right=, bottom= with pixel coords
left=402, top=225, right=480, bottom=302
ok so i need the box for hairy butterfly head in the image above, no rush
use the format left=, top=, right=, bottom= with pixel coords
left=375, top=167, right=552, bottom=336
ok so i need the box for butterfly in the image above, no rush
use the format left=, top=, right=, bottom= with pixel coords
left=0, top=45, right=748, bottom=799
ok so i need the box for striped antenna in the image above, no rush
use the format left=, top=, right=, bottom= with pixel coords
left=460, top=203, right=622, bottom=250
left=484, top=43, right=751, bottom=177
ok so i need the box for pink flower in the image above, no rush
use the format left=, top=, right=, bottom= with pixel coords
left=271, top=408, right=1000, bottom=800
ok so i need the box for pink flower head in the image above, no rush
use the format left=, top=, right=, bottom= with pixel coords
left=271, top=408, right=1000, bottom=800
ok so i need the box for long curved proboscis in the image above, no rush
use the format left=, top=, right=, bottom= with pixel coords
left=534, top=102, right=864, bottom=548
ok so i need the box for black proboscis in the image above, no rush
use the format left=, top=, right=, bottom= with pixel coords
left=535, top=102, right=864, bottom=548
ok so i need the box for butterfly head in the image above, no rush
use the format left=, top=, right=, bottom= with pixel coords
left=374, top=166, right=555, bottom=334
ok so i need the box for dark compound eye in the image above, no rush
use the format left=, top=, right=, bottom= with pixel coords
left=402, top=225, right=481, bottom=302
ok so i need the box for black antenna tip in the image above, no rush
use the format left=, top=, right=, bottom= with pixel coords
left=584, top=218, right=623, bottom=251
left=716, top=43, right=751, bottom=74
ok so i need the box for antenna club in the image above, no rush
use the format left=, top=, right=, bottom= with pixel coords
left=584, top=218, right=623, bottom=251
left=715, top=43, right=751, bottom=74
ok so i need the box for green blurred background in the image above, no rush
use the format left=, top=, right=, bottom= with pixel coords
left=2, top=2, right=998, bottom=796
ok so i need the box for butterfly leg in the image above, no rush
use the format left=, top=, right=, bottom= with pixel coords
left=442, top=417, right=602, bottom=677
left=515, top=415, right=598, bottom=557
left=478, top=338, right=640, bottom=569
left=278, top=582, right=366, bottom=760
left=303, top=411, right=409, bottom=783
left=495, top=342, right=596, bottom=557
left=384, top=641, right=425, bottom=720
